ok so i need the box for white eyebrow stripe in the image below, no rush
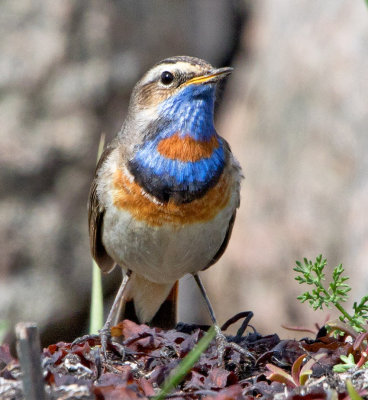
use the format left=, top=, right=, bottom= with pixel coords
left=140, top=62, right=207, bottom=86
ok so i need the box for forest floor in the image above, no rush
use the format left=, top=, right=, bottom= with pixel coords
left=1, top=312, right=367, bottom=399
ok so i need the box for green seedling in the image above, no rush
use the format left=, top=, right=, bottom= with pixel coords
left=294, top=255, right=368, bottom=333
left=89, top=133, right=106, bottom=335
left=0, top=320, right=9, bottom=344
left=345, top=379, right=365, bottom=400
left=332, top=353, right=368, bottom=373
left=154, top=326, right=216, bottom=400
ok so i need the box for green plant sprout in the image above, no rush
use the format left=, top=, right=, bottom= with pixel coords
left=154, top=326, right=216, bottom=400
left=89, top=133, right=106, bottom=335
left=346, top=379, right=365, bottom=400
left=333, top=353, right=368, bottom=373
left=294, top=255, right=368, bottom=333
left=0, top=320, right=9, bottom=344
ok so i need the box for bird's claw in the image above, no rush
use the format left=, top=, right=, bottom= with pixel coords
left=214, top=325, right=255, bottom=366
left=99, top=324, right=126, bottom=361
left=71, top=333, right=100, bottom=347
left=71, top=326, right=126, bottom=378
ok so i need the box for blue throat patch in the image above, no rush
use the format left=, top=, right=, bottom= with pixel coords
left=129, top=84, right=225, bottom=203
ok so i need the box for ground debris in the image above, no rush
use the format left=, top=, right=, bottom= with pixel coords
left=1, top=315, right=367, bottom=399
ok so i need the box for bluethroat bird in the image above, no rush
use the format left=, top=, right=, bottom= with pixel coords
left=88, top=56, right=242, bottom=355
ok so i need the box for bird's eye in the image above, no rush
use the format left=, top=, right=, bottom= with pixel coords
left=160, top=71, right=174, bottom=85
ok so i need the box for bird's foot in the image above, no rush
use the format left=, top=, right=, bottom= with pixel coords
left=71, top=333, right=100, bottom=347
left=71, top=324, right=125, bottom=378
left=214, top=325, right=255, bottom=366
left=98, top=323, right=126, bottom=361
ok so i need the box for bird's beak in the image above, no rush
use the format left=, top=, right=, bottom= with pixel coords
left=184, top=67, right=233, bottom=86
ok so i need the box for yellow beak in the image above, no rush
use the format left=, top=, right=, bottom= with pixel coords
left=184, top=67, right=233, bottom=86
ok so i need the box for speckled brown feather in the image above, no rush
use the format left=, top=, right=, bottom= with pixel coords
left=88, top=142, right=116, bottom=273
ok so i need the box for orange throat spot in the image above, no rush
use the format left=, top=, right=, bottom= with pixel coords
left=112, top=169, right=231, bottom=227
left=157, top=133, right=219, bottom=162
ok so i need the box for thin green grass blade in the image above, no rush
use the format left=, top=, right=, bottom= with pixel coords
left=89, top=133, right=106, bottom=334
left=89, top=259, right=104, bottom=334
left=346, top=379, right=364, bottom=400
left=0, top=320, right=9, bottom=344
left=153, top=326, right=216, bottom=400
left=96, top=133, right=106, bottom=164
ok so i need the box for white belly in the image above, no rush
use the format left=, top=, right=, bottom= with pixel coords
left=102, top=203, right=234, bottom=284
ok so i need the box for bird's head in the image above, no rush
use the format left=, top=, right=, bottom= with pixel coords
left=121, top=56, right=233, bottom=147
left=120, top=56, right=233, bottom=203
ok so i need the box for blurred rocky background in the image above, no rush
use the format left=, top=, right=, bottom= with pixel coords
left=1, top=0, right=367, bottom=346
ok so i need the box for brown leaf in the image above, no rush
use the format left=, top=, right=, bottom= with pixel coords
left=206, top=367, right=234, bottom=389
left=203, top=384, right=243, bottom=399
left=93, top=386, right=148, bottom=400
left=137, top=377, right=155, bottom=397
left=0, top=344, right=14, bottom=367
left=182, top=370, right=206, bottom=391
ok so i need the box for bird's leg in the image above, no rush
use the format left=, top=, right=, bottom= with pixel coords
left=193, top=273, right=218, bottom=325
left=99, top=269, right=132, bottom=359
left=193, top=274, right=225, bottom=361
left=72, top=270, right=131, bottom=366
left=193, top=273, right=254, bottom=363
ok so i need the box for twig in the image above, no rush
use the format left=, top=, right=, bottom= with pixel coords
left=16, top=322, right=47, bottom=400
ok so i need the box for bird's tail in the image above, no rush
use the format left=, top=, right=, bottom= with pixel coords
left=115, top=273, right=178, bottom=329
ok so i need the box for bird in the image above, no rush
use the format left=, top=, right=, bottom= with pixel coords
left=88, top=55, right=242, bottom=354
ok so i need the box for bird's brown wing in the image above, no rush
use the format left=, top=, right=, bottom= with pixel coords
left=202, top=139, right=241, bottom=271
left=88, top=143, right=116, bottom=273
left=202, top=210, right=236, bottom=271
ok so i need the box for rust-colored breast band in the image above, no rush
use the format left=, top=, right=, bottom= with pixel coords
left=157, top=133, right=219, bottom=162
left=112, top=169, right=231, bottom=227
